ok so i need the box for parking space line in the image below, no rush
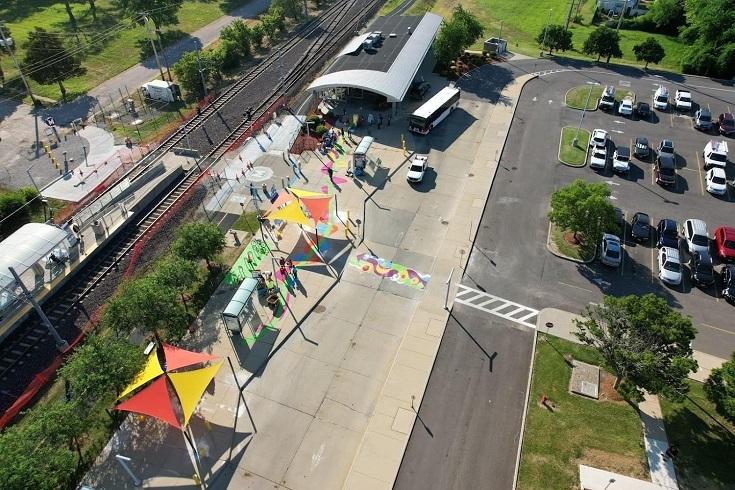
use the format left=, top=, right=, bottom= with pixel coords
left=557, top=281, right=595, bottom=294
left=694, top=152, right=705, bottom=195
left=620, top=213, right=626, bottom=276
left=670, top=111, right=674, bottom=128
left=700, top=323, right=735, bottom=336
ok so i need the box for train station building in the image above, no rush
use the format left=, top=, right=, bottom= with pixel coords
left=307, top=13, right=443, bottom=112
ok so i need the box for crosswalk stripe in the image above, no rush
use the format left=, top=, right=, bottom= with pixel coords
left=454, top=284, right=539, bottom=329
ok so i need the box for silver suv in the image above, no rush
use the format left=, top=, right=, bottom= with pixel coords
left=682, top=219, right=709, bottom=256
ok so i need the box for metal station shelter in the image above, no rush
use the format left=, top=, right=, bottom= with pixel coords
left=307, top=13, right=442, bottom=114
left=221, top=277, right=259, bottom=336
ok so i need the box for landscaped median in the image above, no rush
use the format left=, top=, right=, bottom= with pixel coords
left=558, top=127, right=590, bottom=167
left=565, top=86, right=637, bottom=111
left=517, top=337, right=647, bottom=489
left=547, top=222, right=596, bottom=262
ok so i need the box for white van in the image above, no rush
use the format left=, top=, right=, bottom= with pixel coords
left=598, top=85, right=616, bottom=111
left=653, top=85, right=669, bottom=111
left=703, top=140, right=729, bottom=169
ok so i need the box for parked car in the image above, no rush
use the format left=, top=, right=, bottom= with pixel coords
left=655, top=153, right=677, bottom=186
left=634, top=137, right=650, bottom=159
left=681, top=218, right=709, bottom=255
left=653, top=85, right=669, bottom=111
left=714, top=226, right=735, bottom=261
left=408, top=80, right=431, bottom=100
left=618, top=98, right=634, bottom=117
left=674, top=90, right=692, bottom=112
left=589, top=146, right=607, bottom=169
left=705, top=167, right=728, bottom=195
left=694, top=108, right=713, bottom=130
left=612, top=147, right=630, bottom=173
left=631, top=212, right=651, bottom=242
left=600, top=234, right=622, bottom=267
left=717, top=113, right=735, bottom=136
left=634, top=101, right=650, bottom=119
left=656, top=218, right=679, bottom=248
left=703, top=140, right=728, bottom=169
left=589, top=129, right=608, bottom=148
left=722, top=265, right=735, bottom=303
left=658, top=247, right=682, bottom=285
left=598, top=85, right=616, bottom=111
left=406, top=154, right=428, bottom=183
left=690, top=251, right=715, bottom=287
left=658, top=139, right=675, bottom=156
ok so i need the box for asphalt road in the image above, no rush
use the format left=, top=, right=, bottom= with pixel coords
left=396, top=58, right=735, bottom=490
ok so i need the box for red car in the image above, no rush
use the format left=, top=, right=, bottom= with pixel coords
left=714, top=226, right=735, bottom=261
left=718, top=113, right=735, bottom=136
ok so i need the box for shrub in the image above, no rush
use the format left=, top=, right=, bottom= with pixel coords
left=314, top=124, right=328, bottom=138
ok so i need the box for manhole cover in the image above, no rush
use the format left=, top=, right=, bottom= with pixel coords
left=314, top=305, right=326, bottom=314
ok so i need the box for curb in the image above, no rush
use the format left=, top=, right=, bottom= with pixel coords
left=557, top=126, right=589, bottom=167
left=546, top=221, right=595, bottom=264
left=564, top=85, right=600, bottom=112
left=514, top=327, right=539, bottom=490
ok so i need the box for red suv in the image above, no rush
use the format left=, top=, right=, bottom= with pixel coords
left=714, top=226, right=735, bottom=261
left=718, top=113, right=735, bottom=136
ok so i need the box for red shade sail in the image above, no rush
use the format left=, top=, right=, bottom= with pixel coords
left=163, top=343, right=218, bottom=372
left=115, top=376, right=181, bottom=429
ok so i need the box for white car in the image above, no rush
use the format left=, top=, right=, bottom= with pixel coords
left=589, top=129, right=608, bottom=148
left=658, top=247, right=682, bottom=285
left=618, top=98, right=633, bottom=116
left=612, top=147, right=630, bottom=173
left=600, top=234, right=622, bottom=267
left=681, top=218, right=709, bottom=255
left=675, top=90, right=692, bottom=112
left=589, top=146, right=606, bottom=169
left=406, top=155, right=428, bottom=183
left=705, top=168, right=728, bottom=195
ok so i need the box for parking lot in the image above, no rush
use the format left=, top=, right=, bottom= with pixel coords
left=466, top=68, right=735, bottom=358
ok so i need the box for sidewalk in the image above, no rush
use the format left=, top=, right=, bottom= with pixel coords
left=88, top=0, right=271, bottom=102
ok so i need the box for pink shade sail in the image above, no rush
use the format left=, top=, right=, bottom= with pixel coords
left=163, top=343, right=218, bottom=372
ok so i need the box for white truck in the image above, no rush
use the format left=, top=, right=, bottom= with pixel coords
left=703, top=140, right=728, bottom=169
left=140, top=80, right=179, bottom=103
left=674, top=89, right=692, bottom=112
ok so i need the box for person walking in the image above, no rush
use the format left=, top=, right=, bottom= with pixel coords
left=378, top=114, right=383, bottom=129
left=287, top=258, right=297, bottom=280
left=262, top=183, right=270, bottom=200
left=387, top=114, right=392, bottom=127
left=250, top=182, right=262, bottom=202
left=327, top=166, right=334, bottom=183
left=367, top=113, right=374, bottom=126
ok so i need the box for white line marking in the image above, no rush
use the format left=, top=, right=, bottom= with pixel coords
left=455, top=284, right=539, bottom=329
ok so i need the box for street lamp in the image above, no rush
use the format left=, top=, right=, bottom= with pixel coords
left=540, top=9, right=553, bottom=56
left=82, top=144, right=89, bottom=167
left=573, top=84, right=597, bottom=146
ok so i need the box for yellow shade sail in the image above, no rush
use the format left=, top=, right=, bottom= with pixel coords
left=289, top=188, right=330, bottom=199
left=266, top=200, right=312, bottom=227
left=168, top=361, right=224, bottom=426
left=119, top=350, right=164, bottom=399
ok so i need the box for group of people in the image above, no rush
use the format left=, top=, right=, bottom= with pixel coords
left=278, top=257, right=297, bottom=281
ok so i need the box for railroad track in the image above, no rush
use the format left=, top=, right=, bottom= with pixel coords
left=0, top=0, right=384, bottom=414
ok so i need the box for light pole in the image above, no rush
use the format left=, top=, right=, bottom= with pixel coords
left=615, top=0, right=629, bottom=32
left=26, top=164, right=40, bottom=193
left=573, top=84, right=596, bottom=146
left=541, top=9, right=553, bottom=56
left=82, top=144, right=89, bottom=167
left=0, top=23, right=35, bottom=104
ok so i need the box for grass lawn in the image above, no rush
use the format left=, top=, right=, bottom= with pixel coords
left=566, top=85, right=636, bottom=110
left=407, top=0, right=686, bottom=73
left=518, top=337, right=647, bottom=489
left=550, top=222, right=596, bottom=262
left=0, top=0, right=252, bottom=101
left=559, top=126, right=589, bottom=166
left=660, top=380, right=735, bottom=489
left=232, top=210, right=260, bottom=234
left=379, top=0, right=407, bottom=15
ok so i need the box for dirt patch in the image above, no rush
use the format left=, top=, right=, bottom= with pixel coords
left=578, top=448, right=648, bottom=481
left=563, top=231, right=581, bottom=245
left=598, top=371, right=626, bottom=403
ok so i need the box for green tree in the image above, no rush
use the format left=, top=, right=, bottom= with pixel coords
left=60, top=333, right=146, bottom=402
left=151, top=254, right=200, bottom=311
left=172, top=222, right=225, bottom=268
left=261, top=12, right=280, bottom=40
left=704, top=352, right=735, bottom=423
left=583, top=25, right=623, bottom=63
left=220, top=19, right=252, bottom=58
left=22, top=28, right=85, bottom=101
left=548, top=179, right=617, bottom=245
left=433, top=6, right=484, bottom=66
left=575, top=294, right=698, bottom=402
left=536, top=24, right=573, bottom=55
left=173, top=50, right=207, bottom=98
left=273, top=0, right=304, bottom=19
left=633, top=37, right=665, bottom=68
left=88, top=0, right=98, bottom=21
left=646, top=0, right=685, bottom=34
left=716, top=44, right=735, bottom=80
left=251, top=23, right=265, bottom=48
left=62, top=0, right=78, bottom=29
left=115, top=0, right=184, bottom=30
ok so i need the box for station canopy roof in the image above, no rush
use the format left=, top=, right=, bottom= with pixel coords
left=0, top=223, right=70, bottom=291
left=308, top=13, right=443, bottom=103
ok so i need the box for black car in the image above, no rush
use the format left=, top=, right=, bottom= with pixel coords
left=723, top=266, right=735, bottom=303
left=408, top=80, right=431, bottom=99
left=657, top=219, right=679, bottom=248
left=631, top=212, right=651, bottom=242
left=658, top=139, right=675, bottom=156
left=634, top=137, right=650, bottom=159
left=691, top=251, right=715, bottom=287
left=655, top=153, right=677, bottom=186
left=634, top=101, right=650, bottom=119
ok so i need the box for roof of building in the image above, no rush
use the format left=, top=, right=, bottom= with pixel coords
left=0, top=223, right=70, bottom=291
left=308, top=13, right=443, bottom=102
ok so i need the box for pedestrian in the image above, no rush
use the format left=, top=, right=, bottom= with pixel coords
left=250, top=182, right=261, bottom=201
left=279, top=257, right=286, bottom=268
left=327, top=166, right=334, bottom=183
left=262, top=183, right=270, bottom=200
left=387, top=114, right=392, bottom=127
left=378, top=114, right=383, bottom=129
left=367, top=113, right=374, bottom=126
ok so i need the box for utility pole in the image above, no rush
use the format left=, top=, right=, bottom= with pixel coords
left=541, top=9, right=552, bottom=56
left=155, top=28, right=173, bottom=82
left=196, top=48, right=207, bottom=97
left=564, top=0, right=575, bottom=30
left=616, top=0, right=629, bottom=32
left=141, top=14, right=166, bottom=82
left=0, top=22, right=36, bottom=104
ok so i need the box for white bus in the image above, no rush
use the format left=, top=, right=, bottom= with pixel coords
left=408, top=85, right=461, bottom=134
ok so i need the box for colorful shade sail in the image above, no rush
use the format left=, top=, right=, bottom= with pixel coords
left=119, top=350, right=164, bottom=399
left=266, top=192, right=294, bottom=214
left=116, top=376, right=181, bottom=429
left=168, top=360, right=224, bottom=426
left=300, top=196, right=332, bottom=224
left=289, top=188, right=329, bottom=199
left=163, top=344, right=218, bottom=372
left=266, top=200, right=312, bottom=227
